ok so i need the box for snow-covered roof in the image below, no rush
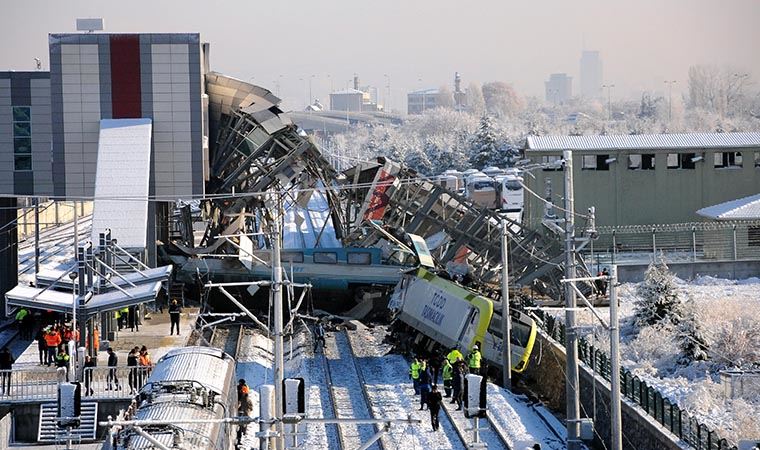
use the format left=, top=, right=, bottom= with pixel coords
left=526, top=132, right=760, bottom=152
left=696, top=193, right=760, bottom=221
left=331, top=88, right=364, bottom=95
left=408, top=88, right=440, bottom=95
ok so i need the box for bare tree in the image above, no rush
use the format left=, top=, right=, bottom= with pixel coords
left=437, top=85, right=454, bottom=109
left=465, top=81, right=485, bottom=116
left=482, top=81, right=525, bottom=118
left=688, top=65, right=752, bottom=116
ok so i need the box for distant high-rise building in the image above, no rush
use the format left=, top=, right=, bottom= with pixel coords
left=580, top=50, right=603, bottom=99
left=545, top=73, right=573, bottom=104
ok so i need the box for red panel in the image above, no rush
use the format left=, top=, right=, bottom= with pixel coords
left=110, top=35, right=142, bottom=118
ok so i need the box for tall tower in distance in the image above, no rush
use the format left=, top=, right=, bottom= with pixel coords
left=580, top=50, right=603, bottom=99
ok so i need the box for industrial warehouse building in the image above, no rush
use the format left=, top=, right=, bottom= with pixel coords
left=522, top=132, right=760, bottom=232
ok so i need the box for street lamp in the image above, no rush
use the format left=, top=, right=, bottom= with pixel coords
left=602, top=84, right=615, bottom=121
left=309, top=74, right=316, bottom=109
left=384, top=74, right=391, bottom=112
left=418, top=77, right=425, bottom=113
left=664, top=80, right=677, bottom=122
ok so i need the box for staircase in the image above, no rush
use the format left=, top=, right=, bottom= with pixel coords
left=38, top=402, right=98, bottom=443
left=169, top=281, right=186, bottom=307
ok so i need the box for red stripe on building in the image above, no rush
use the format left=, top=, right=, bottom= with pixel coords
left=110, top=35, right=142, bottom=118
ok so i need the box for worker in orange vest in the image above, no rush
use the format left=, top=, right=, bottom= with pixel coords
left=43, top=329, right=61, bottom=366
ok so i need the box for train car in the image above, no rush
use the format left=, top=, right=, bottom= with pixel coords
left=390, top=267, right=537, bottom=373
left=113, top=346, right=238, bottom=450
left=241, top=246, right=408, bottom=290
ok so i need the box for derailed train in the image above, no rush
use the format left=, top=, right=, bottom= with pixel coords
left=390, top=267, right=537, bottom=374
left=109, top=346, right=239, bottom=450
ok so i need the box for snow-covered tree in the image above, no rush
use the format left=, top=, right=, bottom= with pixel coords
left=676, top=297, right=709, bottom=364
left=634, top=261, right=682, bottom=328
left=468, top=116, right=499, bottom=169
left=404, top=145, right=433, bottom=175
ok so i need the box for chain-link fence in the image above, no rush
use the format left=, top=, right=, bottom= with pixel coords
left=581, top=220, right=760, bottom=269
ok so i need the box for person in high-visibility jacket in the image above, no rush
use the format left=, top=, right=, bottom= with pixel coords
left=446, top=348, right=463, bottom=365
left=409, top=357, right=421, bottom=395
left=43, top=329, right=61, bottom=366
left=442, top=358, right=453, bottom=398
left=115, top=309, right=124, bottom=331
left=468, top=344, right=482, bottom=374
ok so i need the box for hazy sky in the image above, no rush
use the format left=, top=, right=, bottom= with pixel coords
left=1, top=0, right=757, bottom=112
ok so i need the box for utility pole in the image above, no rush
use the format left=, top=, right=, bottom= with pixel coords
left=34, top=198, right=40, bottom=275
left=501, top=219, right=512, bottom=390
left=602, top=84, right=615, bottom=121
left=664, top=80, right=676, bottom=123
left=272, top=193, right=285, bottom=450
left=563, top=149, right=582, bottom=450
left=73, top=201, right=79, bottom=254
left=609, top=265, right=622, bottom=450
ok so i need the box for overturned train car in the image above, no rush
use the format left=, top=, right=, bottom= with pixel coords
left=390, top=268, right=537, bottom=374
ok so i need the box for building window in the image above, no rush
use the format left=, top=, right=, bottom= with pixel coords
left=714, top=151, right=743, bottom=168
left=582, top=154, right=610, bottom=171
left=755, top=152, right=760, bottom=168
left=12, top=106, right=32, bottom=171
left=14, top=155, right=32, bottom=171
left=629, top=153, right=655, bottom=170
left=668, top=153, right=696, bottom=169
left=541, top=155, right=562, bottom=171
left=749, top=226, right=760, bottom=247
left=12, top=106, right=31, bottom=122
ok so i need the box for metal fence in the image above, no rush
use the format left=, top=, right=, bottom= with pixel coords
left=536, top=313, right=737, bottom=450
left=583, top=220, right=760, bottom=267
left=0, top=366, right=152, bottom=402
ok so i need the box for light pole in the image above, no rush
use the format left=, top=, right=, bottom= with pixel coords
left=384, top=74, right=391, bottom=112
left=418, top=77, right=425, bottom=113
left=664, top=80, right=676, bottom=122
left=602, top=84, right=615, bottom=121
left=309, top=74, right=315, bottom=109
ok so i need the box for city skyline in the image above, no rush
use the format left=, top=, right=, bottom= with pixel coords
left=1, top=0, right=757, bottom=112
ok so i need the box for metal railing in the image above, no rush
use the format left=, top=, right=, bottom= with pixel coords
left=536, top=313, right=737, bottom=450
left=584, top=220, right=760, bottom=268
left=0, top=366, right=153, bottom=402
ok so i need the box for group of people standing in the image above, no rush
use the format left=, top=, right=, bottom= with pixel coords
left=409, top=343, right=483, bottom=431
left=114, top=305, right=141, bottom=332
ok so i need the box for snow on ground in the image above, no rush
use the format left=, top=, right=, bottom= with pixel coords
left=234, top=325, right=568, bottom=449
left=347, top=326, right=467, bottom=450
left=351, top=325, right=567, bottom=450
left=486, top=385, right=566, bottom=450
left=564, top=275, right=760, bottom=442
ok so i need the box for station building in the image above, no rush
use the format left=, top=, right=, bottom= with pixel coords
left=0, top=31, right=264, bottom=313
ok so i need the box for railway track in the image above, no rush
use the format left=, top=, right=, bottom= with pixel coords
left=346, top=329, right=466, bottom=450
left=440, top=383, right=511, bottom=450
left=323, top=330, right=382, bottom=450
left=209, top=324, right=245, bottom=359
left=319, top=342, right=345, bottom=450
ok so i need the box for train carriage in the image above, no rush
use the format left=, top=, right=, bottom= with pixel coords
left=391, top=267, right=537, bottom=374
left=113, top=346, right=238, bottom=450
